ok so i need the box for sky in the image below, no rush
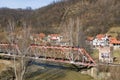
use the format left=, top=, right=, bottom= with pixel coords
left=0, top=0, right=57, bottom=9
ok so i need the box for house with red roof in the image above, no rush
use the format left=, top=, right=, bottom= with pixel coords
left=47, top=34, right=63, bottom=45
left=86, top=37, right=94, bottom=44
left=92, top=34, right=109, bottom=47
left=30, top=33, right=46, bottom=45
left=109, top=37, right=120, bottom=49
left=88, top=33, right=120, bottom=49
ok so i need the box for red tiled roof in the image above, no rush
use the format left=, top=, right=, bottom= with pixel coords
left=109, top=38, right=120, bottom=44
left=96, top=34, right=105, bottom=40
left=39, top=33, right=45, bottom=38
left=49, top=34, right=60, bottom=37
left=87, top=37, right=94, bottom=41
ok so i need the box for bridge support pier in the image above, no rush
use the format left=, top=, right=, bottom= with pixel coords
left=81, top=67, right=98, bottom=79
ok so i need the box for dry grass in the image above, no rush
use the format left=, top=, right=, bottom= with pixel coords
left=0, top=63, right=6, bottom=72
left=107, top=27, right=120, bottom=37
left=0, top=60, right=13, bottom=73
left=113, top=49, right=120, bottom=57
left=91, top=49, right=99, bottom=62
left=108, top=66, right=120, bottom=80
left=113, top=49, right=120, bottom=63
left=57, top=70, right=93, bottom=80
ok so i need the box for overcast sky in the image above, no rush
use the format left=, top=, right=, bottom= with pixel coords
left=0, top=0, right=57, bottom=9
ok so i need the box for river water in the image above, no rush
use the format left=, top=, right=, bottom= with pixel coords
left=27, top=61, right=93, bottom=80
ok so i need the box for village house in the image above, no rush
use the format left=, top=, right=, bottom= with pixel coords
left=98, top=46, right=113, bottom=63
left=30, top=33, right=46, bottom=45
left=87, top=34, right=120, bottom=50
left=47, top=34, right=63, bottom=45
left=92, top=34, right=109, bottom=47
left=86, top=37, right=94, bottom=45
left=30, top=33, right=65, bottom=46
left=109, top=37, right=120, bottom=50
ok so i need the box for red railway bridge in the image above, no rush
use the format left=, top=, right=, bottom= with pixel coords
left=0, top=43, right=96, bottom=67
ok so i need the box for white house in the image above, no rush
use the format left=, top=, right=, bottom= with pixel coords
left=47, top=34, right=63, bottom=45
left=98, top=46, right=113, bottom=63
left=92, top=34, right=109, bottom=47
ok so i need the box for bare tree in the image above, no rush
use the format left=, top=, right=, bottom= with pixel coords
left=5, top=20, right=32, bottom=80
left=62, top=17, right=86, bottom=47
left=62, top=17, right=93, bottom=56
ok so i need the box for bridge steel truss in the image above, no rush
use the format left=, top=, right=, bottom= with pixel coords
left=0, top=43, right=96, bottom=67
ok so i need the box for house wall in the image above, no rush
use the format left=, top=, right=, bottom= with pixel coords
left=93, top=38, right=109, bottom=47
left=113, top=44, right=120, bottom=50
left=110, top=44, right=120, bottom=50
left=98, top=46, right=113, bottom=63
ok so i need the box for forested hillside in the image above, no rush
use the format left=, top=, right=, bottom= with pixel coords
left=0, top=0, right=120, bottom=35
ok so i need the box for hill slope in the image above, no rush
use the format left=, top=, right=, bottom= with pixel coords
left=0, top=0, right=120, bottom=35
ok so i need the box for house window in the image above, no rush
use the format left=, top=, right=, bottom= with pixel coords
left=101, top=53, right=109, bottom=58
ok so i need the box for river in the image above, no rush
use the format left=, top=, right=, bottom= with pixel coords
left=27, top=61, right=93, bottom=80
